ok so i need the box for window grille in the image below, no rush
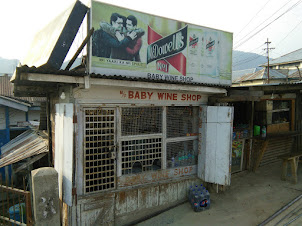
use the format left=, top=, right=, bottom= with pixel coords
left=121, top=107, right=162, bottom=136
left=121, top=137, right=162, bottom=175
left=167, top=106, right=199, bottom=138
left=84, top=108, right=116, bottom=193
left=166, top=140, right=198, bottom=168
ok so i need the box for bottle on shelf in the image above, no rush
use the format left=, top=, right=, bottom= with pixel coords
left=261, top=126, right=266, bottom=138
left=171, top=156, right=175, bottom=168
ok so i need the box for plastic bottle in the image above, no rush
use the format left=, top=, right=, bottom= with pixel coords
left=171, top=156, right=175, bottom=168
left=199, top=192, right=206, bottom=211
left=192, top=192, right=201, bottom=212
left=184, top=150, right=188, bottom=165
left=178, top=151, right=183, bottom=166
left=192, top=149, right=196, bottom=165
left=181, top=150, right=185, bottom=166
left=204, top=190, right=211, bottom=210
left=175, top=154, right=179, bottom=167
left=187, top=150, right=192, bottom=165
left=261, top=126, right=266, bottom=138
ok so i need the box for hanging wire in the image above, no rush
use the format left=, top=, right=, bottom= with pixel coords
left=235, top=0, right=272, bottom=39
left=234, top=0, right=302, bottom=49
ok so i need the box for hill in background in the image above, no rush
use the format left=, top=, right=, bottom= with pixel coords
left=232, top=50, right=268, bottom=71
left=0, top=57, right=19, bottom=75
left=0, top=51, right=268, bottom=76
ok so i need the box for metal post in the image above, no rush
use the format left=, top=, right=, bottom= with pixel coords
left=264, top=38, right=275, bottom=84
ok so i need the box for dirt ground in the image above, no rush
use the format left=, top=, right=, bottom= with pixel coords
left=136, top=162, right=302, bottom=226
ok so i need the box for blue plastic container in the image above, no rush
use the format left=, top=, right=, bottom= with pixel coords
left=9, top=203, right=26, bottom=225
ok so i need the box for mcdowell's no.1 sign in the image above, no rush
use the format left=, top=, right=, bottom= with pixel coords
left=89, top=1, right=233, bottom=86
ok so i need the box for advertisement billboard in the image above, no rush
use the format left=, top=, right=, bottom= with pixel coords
left=90, top=1, right=233, bottom=85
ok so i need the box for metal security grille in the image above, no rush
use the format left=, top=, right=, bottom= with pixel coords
left=121, top=107, right=162, bottom=136
left=84, top=108, right=115, bottom=193
left=167, top=106, right=199, bottom=138
left=121, top=137, right=162, bottom=175
left=166, top=140, right=198, bottom=168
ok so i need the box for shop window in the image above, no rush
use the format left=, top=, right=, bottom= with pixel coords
left=166, top=140, right=198, bottom=168
left=121, top=107, right=162, bottom=175
left=121, top=137, right=162, bottom=174
left=167, top=106, right=199, bottom=138
left=166, top=106, right=199, bottom=169
left=83, top=105, right=199, bottom=191
left=121, top=107, right=162, bottom=135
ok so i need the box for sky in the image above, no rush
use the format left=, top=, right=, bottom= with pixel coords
left=0, top=0, right=302, bottom=61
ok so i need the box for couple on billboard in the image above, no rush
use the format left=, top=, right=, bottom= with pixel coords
left=92, top=13, right=145, bottom=62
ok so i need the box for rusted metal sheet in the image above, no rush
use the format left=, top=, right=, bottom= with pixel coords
left=0, top=129, right=48, bottom=168
left=259, top=137, right=293, bottom=167
left=118, top=165, right=196, bottom=187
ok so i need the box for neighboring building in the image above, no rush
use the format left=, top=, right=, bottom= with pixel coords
left=232, top=68, right=256, bottom=83
left=232, top=68, right=289, bottom=87
left=234, top=48, right=302, bottom=87
left=260, top=48, right=302, bottom=70
left=0, top=74, right=46, bottom=181
left=0, top=74, right=44, bottom=147
left=259, top=48, right=302, bottom=81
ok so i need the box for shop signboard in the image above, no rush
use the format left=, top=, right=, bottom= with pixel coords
left=89, top=1, right=233, bottom=85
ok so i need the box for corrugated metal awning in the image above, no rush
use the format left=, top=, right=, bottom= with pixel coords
left=0, top=129, right=48, bottom=168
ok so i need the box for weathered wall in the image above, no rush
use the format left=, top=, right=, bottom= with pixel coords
left=76, top=176, right=202, bottom=225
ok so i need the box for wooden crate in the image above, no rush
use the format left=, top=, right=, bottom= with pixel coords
left=279, top=122, right=290, bottom=132
left=267, top=122, right=290, bottom=134
left=267, top=124, right=279, bottom=134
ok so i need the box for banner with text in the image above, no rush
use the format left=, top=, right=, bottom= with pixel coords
left=90, top=1, right=233, bottom=85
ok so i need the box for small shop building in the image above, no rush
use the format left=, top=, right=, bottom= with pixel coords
left=12, top=1, right=235, bottom=224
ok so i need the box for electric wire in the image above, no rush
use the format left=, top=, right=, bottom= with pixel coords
left=275, top=18, right=302, bottom=48
left=234, top=0, right=302, bottom=49
left=235, top=0, right=272, bottom=38
left=234, top=0, right=295, bottom=45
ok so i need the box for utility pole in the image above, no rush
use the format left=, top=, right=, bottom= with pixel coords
left=264, top=38, right=275, bottom=83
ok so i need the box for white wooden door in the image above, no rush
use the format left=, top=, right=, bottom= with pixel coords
left=55, top=103, right=74, bottom=206
left=198, top=106, right=233, bottom=186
